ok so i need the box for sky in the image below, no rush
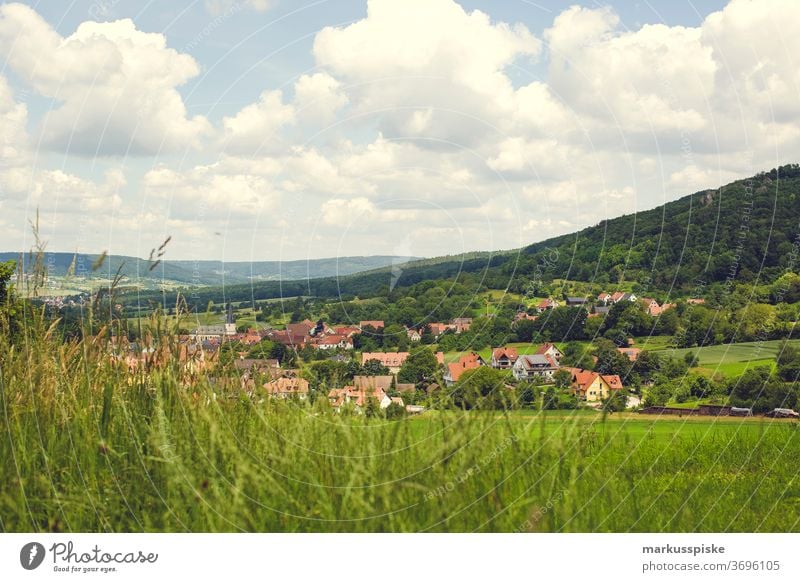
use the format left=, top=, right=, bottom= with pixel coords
left=0, top=0, right=798, bottom=263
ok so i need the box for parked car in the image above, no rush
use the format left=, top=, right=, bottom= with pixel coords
left=765, top=408, right=800, bottom=418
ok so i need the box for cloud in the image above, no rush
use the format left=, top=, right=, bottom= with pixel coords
left=0, top=75, right=29, bottom=167
left=293, top=73, right=349, bottom=125
left=0, top=3, right=211, bottom=156
left=142, top=165, right=279, bottom=219
left=221, top=90, right=295, bottom=153
left=545, top=5, right=715, bottom=136
left=312, top=0, right=540, bottom=143
left=205, top=0, right=271, bottom=16
left=321, top=197, right=376, bottom=225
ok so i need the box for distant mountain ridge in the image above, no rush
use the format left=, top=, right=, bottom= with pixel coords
left=0, top=252, right=422, bottom=286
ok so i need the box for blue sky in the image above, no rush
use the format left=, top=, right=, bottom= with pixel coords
left=0, top=0, right=796, bottom=262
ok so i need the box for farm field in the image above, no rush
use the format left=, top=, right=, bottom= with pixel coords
left=651, top=339, right=800, bottom=378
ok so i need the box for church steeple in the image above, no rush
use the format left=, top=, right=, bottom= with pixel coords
left=224, top=303, right=236, bottom=336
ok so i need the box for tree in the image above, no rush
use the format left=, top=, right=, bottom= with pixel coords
left=560, top=341, right=594, bottom=369
left=602, top=389, right=628, bottom=412
left=397, top=346, right=439, bottom=385
left=385, top=401, right=407, bottom=420
left=687, top=374, right=715, bottom=399
left=777, top=341, right=800, bottom=382
left=633, top=350, right=661, bottom=383
left=0, top=259, right=17, bottom=317
left=727, top=366, right=773, bottom=411
left=450, top=366, right=510, bottom=410
left=364, top=397, right=382, bottom=418
left=537, top=306, right=587, bottom=341
left=593, top=339, right=631, bottom=376
left=553, top=369, right=572, bottom=390
left=361, top=359, right=391, bottom=376
left=513, top=319, right=536, bottom=342
left=516, top=382, right=538, bottom=408
left=643, top=380, right=674, bottom=407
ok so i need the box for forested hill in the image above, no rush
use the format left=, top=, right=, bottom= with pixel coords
left=508, top=163, right=800, bottom=290
left=125, top=164, right=800, bottom=309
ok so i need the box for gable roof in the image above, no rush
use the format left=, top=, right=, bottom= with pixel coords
left=535, top=342, right=562, bottom=356
left=362, top=351, right=409, bottom=367
left=446, top=352, right=483, bottom=382
left=353, top=375, right=393, bottom=391
left=516, top=354, right=557, bottom=369
left=264, top=377, right=309, bottom=395
left=602, top=374, right=624, bottom=391
left=492, top=346, right=519, bottom=361
left=328, top=383, right=388, bottom=408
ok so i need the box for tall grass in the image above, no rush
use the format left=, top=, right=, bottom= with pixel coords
left=1, top=309, right=800, bottom=532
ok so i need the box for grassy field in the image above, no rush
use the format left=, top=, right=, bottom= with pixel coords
left=650, top=339, right=800, bottom=378
left=3, top=314, right=800, bottom=533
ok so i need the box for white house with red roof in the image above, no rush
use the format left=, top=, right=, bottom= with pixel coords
left=491, top=346, right=519, bottom=369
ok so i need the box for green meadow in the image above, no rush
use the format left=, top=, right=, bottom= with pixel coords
left=652, top=339, right=800, bottom=378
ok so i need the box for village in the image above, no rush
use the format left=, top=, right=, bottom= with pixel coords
left=98, top=289, right=767, bottom=418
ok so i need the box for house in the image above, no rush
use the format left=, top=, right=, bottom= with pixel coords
left=359, top=320, right=385, bottom=330
left=535, top=342, right=563, bottom=362
left=286, top=320, right=315, bottom=337
left=267, top=330, right=309, bottom=347
left=536, top=298, right=559, bottom=312
left=427, top=322, right=451, bottom=338
left=640, top=298, right=663, bottom=316
left=617, top=347, right=641, bottom=362
left=565, top=296, right=588, bottom=307
left=192, top=324, right=230, bottom=341
left=593, top=305, right=611, bottom=316
left=362, top=351, right=409, bottom=373
left=353, top=375, right=394, bottom=393
left=444, top=352, right=485, bottom=385
left=451, top=317, right=472, bottom=333
left=395, top=383, right=416, bottom=393
left=313, top=334, right=354, bottom=350
left=239, top=329, right=263, bottom=345
left=564, top=368, right=624, bottom=402
left=328, top=382, right=392, bottom=411
left=491, top=346, right=519, bottom=369
left=610, top=292, right=637, bottom=304
left=514, top=311, right=537, bottom=322
left=233, top=358, right=280, bottom=376
left=512, top=354, right=559, bottom=382
left=263, top=377, right=309, bottom=399
left=687, top=298, right=706, bottom=305
left=406, top=328, right=422, bottom=342
left=598, top=292, right=612, bottom=304
left=335, top=326, right=361, bottom=338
